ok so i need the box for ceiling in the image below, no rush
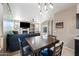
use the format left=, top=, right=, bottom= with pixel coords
left=9, top=3, right=76, bottom=23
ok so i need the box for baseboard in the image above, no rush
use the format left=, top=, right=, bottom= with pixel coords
left=0, top=48, right=6, bottom=52
left=0, top=48, right=4, bottom=51
left=0, top=48, right=1, bottom=51
left=63, top=46, right=74, bottom=52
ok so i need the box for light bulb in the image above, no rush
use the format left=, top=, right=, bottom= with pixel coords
left=49, top=3, right=53, bottom=9
left=44, top=5, right=47, bottom=10
left=40, top=12, right=42, bottom=15
left=38, top=3, right=41, bottom=8
left=46, top=10, right=48, bottom=13
left=44, top=3, right=47, bottom=10
left=40, top=10, right=42, bottom=15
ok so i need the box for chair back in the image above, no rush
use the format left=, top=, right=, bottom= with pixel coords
left=18, top=38, right=25, bottom=55
left=48, top=35, right=56, bottom=40
left=53, top=42, right=64, bottom=56
left=18, top=38, right=32, bottom=56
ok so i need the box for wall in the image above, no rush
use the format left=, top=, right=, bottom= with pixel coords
left=35, top=23, right=40, bottom=33
left=48, top=20, right=53, bottom=35
left=41, top=20, right=48, bottom=35
left=2, top=4, right=14, bottom=51
left=3, top=4, right=13, bottom=20
left=0, top=4, right=3, bottom=37
left=41, top=19, right=53, bottom=36
left=53, top=5, right=76, bottom=49
left=0, top=4, right=3, bottom=50
left=77, top=4, right=79, bottom=13
left=76, top=4, right=79, bottom=35
left=2, top=3, right=14, bottom=35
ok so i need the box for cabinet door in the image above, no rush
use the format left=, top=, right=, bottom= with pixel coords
left=75, top=39, right=79, bottom=56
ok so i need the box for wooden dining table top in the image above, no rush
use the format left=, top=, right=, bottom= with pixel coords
left=26, top=36, right=59, bottom=52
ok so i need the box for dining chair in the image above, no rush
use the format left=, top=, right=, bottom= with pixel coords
left=38, top=41, right=64, bottom=56
left=18, top=38, right=33, bottom=56
left=48, top=35, right=56, bottom=40
left=52, top=41, right=64, bottom=56
left=37, top=35, right=57, bottom=56
left=38, top=48, right=53, bottom=56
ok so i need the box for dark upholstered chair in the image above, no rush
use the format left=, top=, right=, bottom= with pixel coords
left=52, top=41, right=64, bottom=56
left=18, top=38, right=33, bottom=56
left=48, top=35, right=56, bottom=40
left=38, top=41, right=64, bottom=56
left=7, top=33, right=40, bottom=51
left=38, top=48, right=53, bottom=56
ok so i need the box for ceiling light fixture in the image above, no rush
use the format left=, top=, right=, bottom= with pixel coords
left=44, top=3, right=47, bottom=10
left=38, top=3, right=41, bottom=8
left=40, top=10, right=42, bottom=15
left=38, top=3, right=53, bottom=15
left=49, top=3, right=53, bottom=9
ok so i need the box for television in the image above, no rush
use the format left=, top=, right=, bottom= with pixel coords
left=20, top=22, right=30, bottom=28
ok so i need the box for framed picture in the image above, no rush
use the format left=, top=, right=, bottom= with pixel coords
left=56, top=22, right=64, bottom=28
left=43, top=27, right=47, bottom=33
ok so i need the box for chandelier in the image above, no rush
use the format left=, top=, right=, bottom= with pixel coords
left=38, top=3, right=53, bottom=15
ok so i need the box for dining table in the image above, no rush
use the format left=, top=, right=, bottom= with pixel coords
left=26, top=36, right=59, bottom=55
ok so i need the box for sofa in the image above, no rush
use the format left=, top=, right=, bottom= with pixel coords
left=6, top=33, right=40, bottom=52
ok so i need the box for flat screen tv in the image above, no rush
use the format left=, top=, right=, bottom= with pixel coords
left=20, top=22, right=30, bottom=28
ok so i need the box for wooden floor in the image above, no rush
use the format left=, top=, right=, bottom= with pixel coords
left=0, top=50, right=20, bottom=56
left=13, top=47, right=74, bottom=56
left=62, top=47, right=74, bottom=56
left=0, top=47, right=74, bottom=56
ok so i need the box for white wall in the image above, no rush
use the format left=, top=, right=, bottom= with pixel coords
left=0, top=4, right=3, bottom=36
left=2, top=4, right=14, bottom=51
left=0, top=4, right=4, bottom=50
left=77, top=4, right=79, bottom=13
left=53, top=5, right=76, bottom=49
left=76, top=4, right=79, bottom=35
